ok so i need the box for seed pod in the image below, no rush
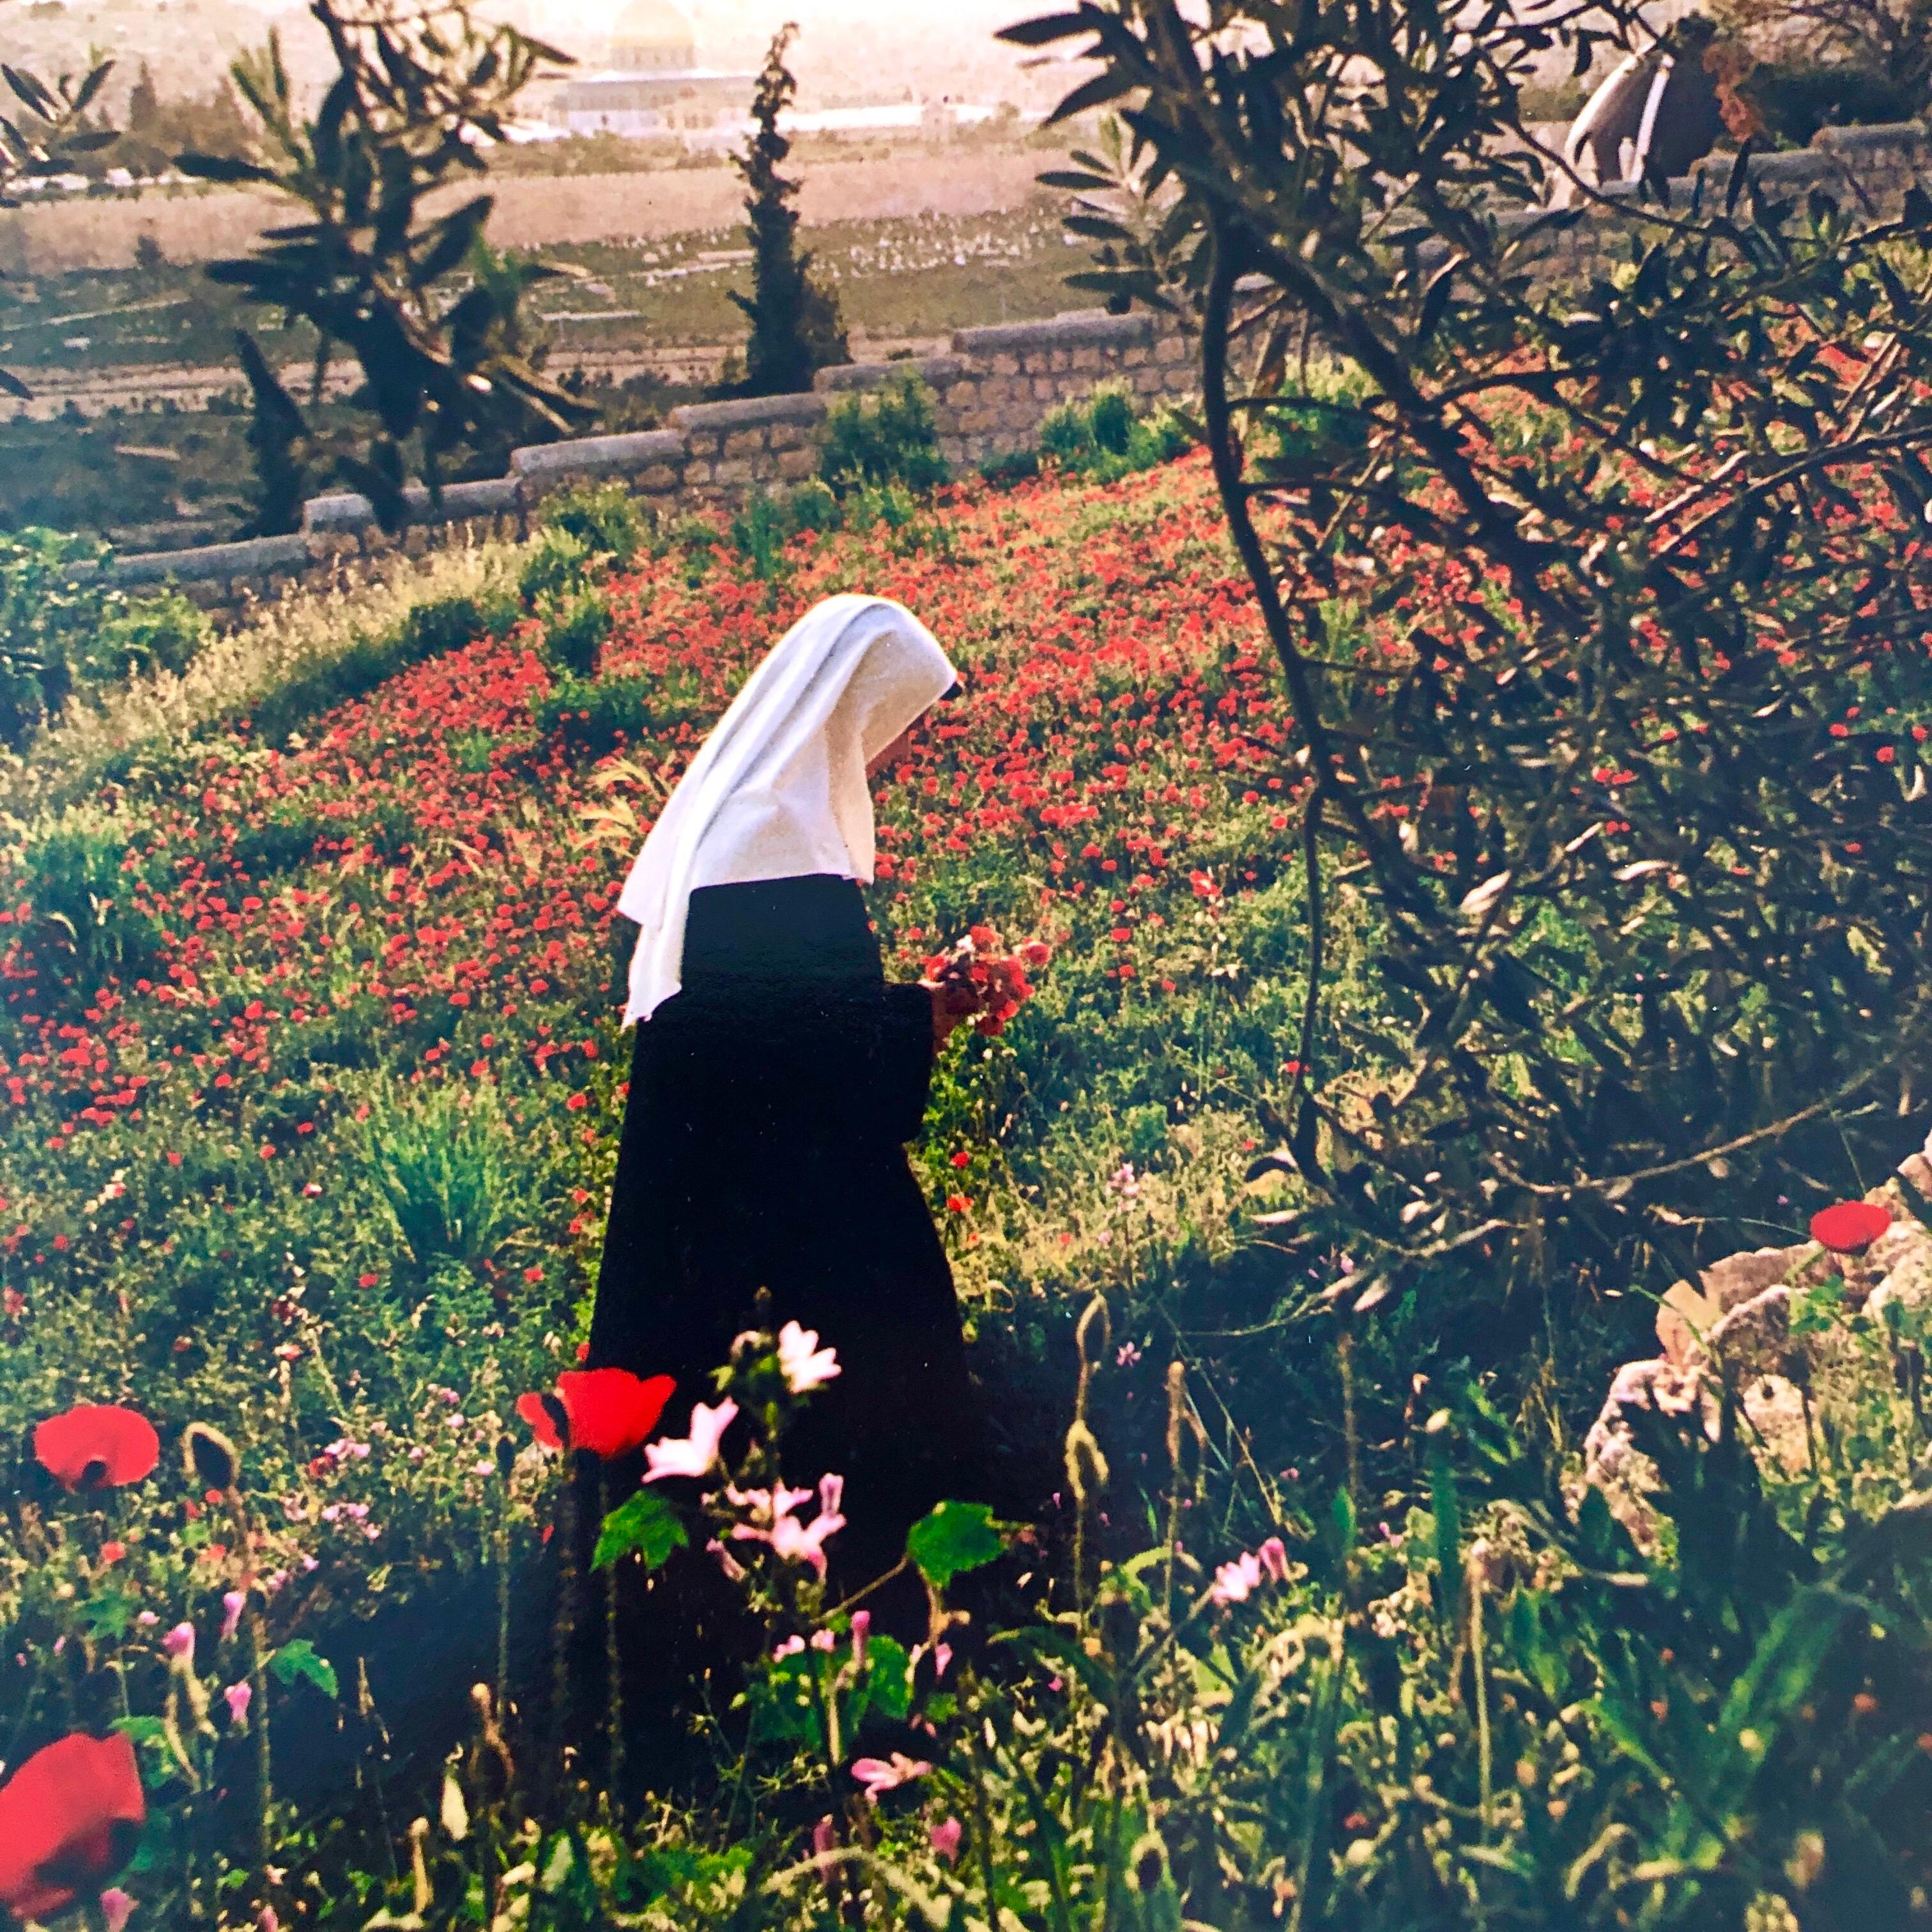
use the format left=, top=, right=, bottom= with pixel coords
left=183, top=1422, right=239, bottom=1494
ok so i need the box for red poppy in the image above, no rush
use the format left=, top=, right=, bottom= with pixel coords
left=33, top=1406, right=161, bottom=1492
left=0, top=1731, right=146, bottom=1921
left=1809, top=1200, right=1894, bottom=1254
left=516, top=1370, right=674, bottom=1459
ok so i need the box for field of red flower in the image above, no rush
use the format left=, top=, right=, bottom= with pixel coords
left=0, top=449, right=1370, bottom=1906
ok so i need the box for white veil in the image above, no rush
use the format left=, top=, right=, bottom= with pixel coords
left=615, top=593, right=956, bottom=1025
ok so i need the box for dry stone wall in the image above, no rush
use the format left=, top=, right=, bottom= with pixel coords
left=102, top=119, right=1928, bottom=620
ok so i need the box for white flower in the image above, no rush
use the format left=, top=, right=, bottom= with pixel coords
left=777, top=1321, right=841, bottom=1393
left=643, top=1399, right=739, bottom=1482
left=1210, top=1551, right=1263, bottom=1605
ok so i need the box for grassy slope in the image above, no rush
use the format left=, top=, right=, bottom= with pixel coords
left=1, top=453, right=1411, bottom=1698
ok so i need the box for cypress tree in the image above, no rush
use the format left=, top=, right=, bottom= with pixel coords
left=727, top=24, right=847, bottom=397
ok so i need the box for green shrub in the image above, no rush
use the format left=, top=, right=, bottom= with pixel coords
left=536, top=480, right=645, bottom=568
left=229, top=801, right=327, bottom=879
left=0, top=530, right=217, bottom=747
left=534, top=668, right=704, bottom=755
left=728, top=490, right=793, bottom=580
left=362, top=1079, right=523, bottom=1271
left=17, top=809, right=167, bottom=992
left=517, top=527, right=595, bottom=610
left=542, top=589, right=610, bottom=678
left=979, top=447, right=1041, bottom=485
left=1036, top=381, right=1194, bottom=482
left=819, top=372, right=949, bottom=498
left=1738, top=61, right=1916, bottom=147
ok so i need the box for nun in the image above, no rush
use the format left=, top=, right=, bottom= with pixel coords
left=587, top=593, right=988, bottom=1601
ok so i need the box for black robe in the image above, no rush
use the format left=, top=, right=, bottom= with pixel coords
left=587, top=873, right=981, bottom=1584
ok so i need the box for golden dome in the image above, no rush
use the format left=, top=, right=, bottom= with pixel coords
left=608, top=0, right=694, bottom=70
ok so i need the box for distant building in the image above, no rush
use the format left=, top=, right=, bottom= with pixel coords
left=558, top=0, right=751, bottom=139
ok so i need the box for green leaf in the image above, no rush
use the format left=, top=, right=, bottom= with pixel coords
left=906, top=1498, right=1005, bottom=1591
left=268, top=1637, right=339, bottom=1700
left=592, top=1489, right=688, bottom=1572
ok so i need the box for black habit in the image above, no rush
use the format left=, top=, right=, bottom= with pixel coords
left=587, top=872, right=982, bottom=1585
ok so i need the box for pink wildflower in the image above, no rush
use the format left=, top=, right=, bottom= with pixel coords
left=643, top=1400, right=738, bottom=1482
left=930, top=1818, right=963, bottom=1864
left=1211, top=1551, right=1263, bottom=1605
left=100, top=1889, right=135, bottom=1932
left=1258, top=1536, right=1289, bottom=1583
left=851, top=1753, right=931, bottom=1803
left=220, top=1590, right=247, bottom=1641
left=224, top=1682, right=252, bottom=1726
left=162, top=1623, right=195, bottom=1666
left=777, top=1321, right=841, bottom=1393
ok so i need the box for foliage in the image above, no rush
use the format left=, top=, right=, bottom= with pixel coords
left=537, top=480, right=647, bottom=571
left=0, top=528, right=211, bottom=747
left=1037, top=378, right=1193, bottom=482
left=1015, top=0, right=1932, bottom=1344
left=543, top=590, right=610, bottom=680
left=820, top=372, right=950, bottom=498
left=361, top=1077, right=525, bottom=1269
left=724, top=24, right=848, bottom=399
left=1734, top=57, right=1919, bottom=144
left=1713, top=0, right=1932, bottom=116
left=178, top=0, right=590, bottom=532
left=0, top=50, right=117, bottom=398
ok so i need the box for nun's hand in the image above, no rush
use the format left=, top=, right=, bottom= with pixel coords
left=922, top=976, right=983, bottom=1045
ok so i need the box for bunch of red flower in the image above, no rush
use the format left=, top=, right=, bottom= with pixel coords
left=922, top=926, right=1052, bottom=1038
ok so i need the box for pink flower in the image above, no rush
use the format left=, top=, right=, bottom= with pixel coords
left=851, top=1753, right=931, bottom=1803
left=705, top=1538, right=747, bottom=1583
left=100, top=1889, right=135, bottom=1932
left=220, top=1590, right=247, bottom=1641
left=643, top=1400, right=738, bottom=1482
left=818, top=1471, right=843, bottom=1517
left=811, top=1814, right=838, bottom=1888
left=769, top=1503, right=845, bottom=1579
left=933, top=1641, right=953, bottom=1678
left=773, top=1634, right=806, bottom=1659
left=930, top=1818, right=962, bottom=1865
left=1211, top=1551, right=1262, bottom=1605
left=1258, top=1536, right=1289, bottom=1583
left=849, top=1609, right=870, bottom=1671
left=777, top=1321, right=841, bottom=1394
left=223, top=1682, right=252, bottom=1726
left=162, top=1623, right=195, bottom=1666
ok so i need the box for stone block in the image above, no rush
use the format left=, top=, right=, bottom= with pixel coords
left=1155, top=332, right=1189, bottom=364
left=669, top=391, right=827, bottom=436
left=953, top=307, right=1154, bottom=358
left=723, top=427, right=766, bottom=457
left=777, top=446, right=819, bottom=480
left=945, top=379, right=978, bottom=407
left=989, top=352, right=1022, bottom=376
left=815, top=354, right=967, bottom=394
left=1032, top=375, right=1058, bottom=400
left=638, top=464, right=681, bottom=493
left=513, top=429, right=684, bottom=479
left=109, top=531, right=314, bottom=588
left=713, top=457, right=756, bottom=486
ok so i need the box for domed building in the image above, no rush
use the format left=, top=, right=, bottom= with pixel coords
left=560, top=0, right=752, bottom=139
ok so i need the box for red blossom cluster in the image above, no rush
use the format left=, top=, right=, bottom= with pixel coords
left=921, top=926, right=1052, bottom=1037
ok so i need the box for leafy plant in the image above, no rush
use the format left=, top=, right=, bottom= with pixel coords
left=537, top=481, right=646, bottom=569
left=180, top=0, right=591, bottom=532
left=1015, top=0, right=1932, bottom=1342
left=361, top=1077, right=523, bottom=1269
left=542, top=590, right=610, bottom=679
left=1038, top=379, right=1193, bottom=482
left=819, top=372, right=949, bottom=498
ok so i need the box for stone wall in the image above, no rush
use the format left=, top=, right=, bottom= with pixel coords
left=102, top=119, right=1928, bottom=620
left=105, top=307, right=1197, bottom=622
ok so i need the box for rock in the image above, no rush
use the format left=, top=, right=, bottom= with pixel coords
left=1655, top=1245, right=1805, bottom=1361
